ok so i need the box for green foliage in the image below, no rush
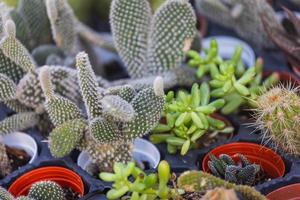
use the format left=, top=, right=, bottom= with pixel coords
left=254, top=85, right=300, bottom=155
left=208, top=154, right=261, bottom=186
left=177, top=171, right=267, bottom=200
left=150, top=82, right=233, bottom=155
left=99, top=160, right=180, bottom=200
left=187, top=40, right=280, bottom=114
left=110, top=0, right=196, bottom=78
left=28, top=181, right=66, bottom=200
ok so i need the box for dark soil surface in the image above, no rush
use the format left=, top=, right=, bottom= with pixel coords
left=6, top=146, right=30, bottom=172
left=64, top=188, right=81, bottom=200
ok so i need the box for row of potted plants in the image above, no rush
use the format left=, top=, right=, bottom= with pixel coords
left=0, top=0, right=299, bottom=199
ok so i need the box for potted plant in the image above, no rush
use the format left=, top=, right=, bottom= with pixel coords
left=202, top=142, right=285, bottom=186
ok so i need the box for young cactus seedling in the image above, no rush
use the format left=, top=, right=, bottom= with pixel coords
left=150, top=82, right=234, bottom=155
left=208, top=153, right=261, bottom=186
left=187, top=40, right=280, bottom=114
left=99, top=160, right=181, bottom=200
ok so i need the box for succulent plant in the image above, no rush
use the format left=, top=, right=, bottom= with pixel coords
left=200, top=187, right=239, bottom=200
left=177, top=171, right=267, bottom=200
left=28, top=181, right=66, bottom=200
left=108, top=0, right=198, bottom=89
left=16, top=197, right=35, bottom=200
left=0, top=19, right=81, bottom=135
left=195, top=0, right=281, bottom=48
left=0, top=142, right=12, bottom=178
left=0, top=186, right=14, bottom=200
left=262, top=7, right=300, bottom=69
left=208, top=153, right=261, bottom=186
left=187, top=40, right=280, bottom=114
left=40, top=52, right=165, bottom=171
left=253, top=85, right=300, bottom=155
left=100, top=160, right=181, bottom=200
left=150, top=82, right=234, bottom=155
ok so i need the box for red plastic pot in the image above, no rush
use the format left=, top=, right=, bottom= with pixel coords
left=8, top=166, right=84, bottom=197
left=267, top=183, right=300, bottom=200
left=202, top=142, right=285, bottom=179
left=263, top=70, right=300, bottom=87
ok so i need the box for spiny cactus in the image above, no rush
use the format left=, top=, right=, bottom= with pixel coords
left=195, top=0, right=281, bottom=48
left=208, top=154, right=261, bottom=186
left=0, top=187, right=14, bottom=200
left=28, top=181, right=66, bottom=200
left=177, top=171, right=267, bottom=200
left=40, top=52, right=165, bottom=171
left=0, top=19, right=81, bottom=134
left=108, top=0, right=197, bottom=89
left=16, top=197, right=35, bottom=200
left=187, top=40, right=280, bottom=114
left=200, top=187, right=239, bottom=200
left=150, top=82, right=234, bottom=155
left=253, top=85, right=300, bottom=155
left=0, top=142, right=12, bottom=178
left=262, top=7, right=300, bottom=72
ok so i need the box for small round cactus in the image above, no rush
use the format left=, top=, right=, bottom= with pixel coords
left=254, top=85, right=300, bottom=154
left=28, top=181, right=66, bottom=200
left=0, top=187, right=14, bottom=200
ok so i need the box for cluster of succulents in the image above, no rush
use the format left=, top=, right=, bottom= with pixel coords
left=40, top=52, right=165, bottom=171
left=187, top=40, right=280, bottom=114
left=0, top=180, right=69, bottom=200
left=150, top=82, right=234, bottom=155
left=208, top=154, right=261, bottom=186
left=100, top=160, right=181, bottom=200
left=99, top=160, right=266, bottom=200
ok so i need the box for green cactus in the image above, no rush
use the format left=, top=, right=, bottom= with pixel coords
left=195, top=0, right=281, bottom=48
left=0, top=142, right=12, bottom=178
left=40, top=52, right=165, bottom=171
left=28, top=181, right=66, bottom=200
left=100, top=160, right=180, bottom=200
left=208, top=153, right=261, bottom=186
left=253, top=85, right=300, bottom=155
left=0, top=187, right=14, bottom=200
left=187, top=40, right=280, bottom=114
left=45, top=0, right=77, bottom=54
left=16, top=197, right=36, bottom=200
left=150, top=82, right=233, bottom=155
left=109, top=0, right=197, bottom=89
left=177, top=171, right=267, bottom=200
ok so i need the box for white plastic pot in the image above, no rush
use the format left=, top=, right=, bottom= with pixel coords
left=78, top=138, right=161, bottom=171
left=0, top=132, right=38, bottom=163
left=202, top=36, right=256, bottom=68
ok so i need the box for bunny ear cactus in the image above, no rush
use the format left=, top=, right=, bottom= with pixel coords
left=253, top=85, right=300, bottom=155
left=187, top=40, right=280, bottom=114
left=41, top=51, right=165, bottom=171
left=177, top=171, right=267, bottom=200
left=208, top=154, right=261, bottom=186
left=45, top=0, right=77, bottom=54
left=195, top=0, right=281, bottom=48
left=201, top=187, right=239, bottom=200
left=150, top=82, right=233, bottom=155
